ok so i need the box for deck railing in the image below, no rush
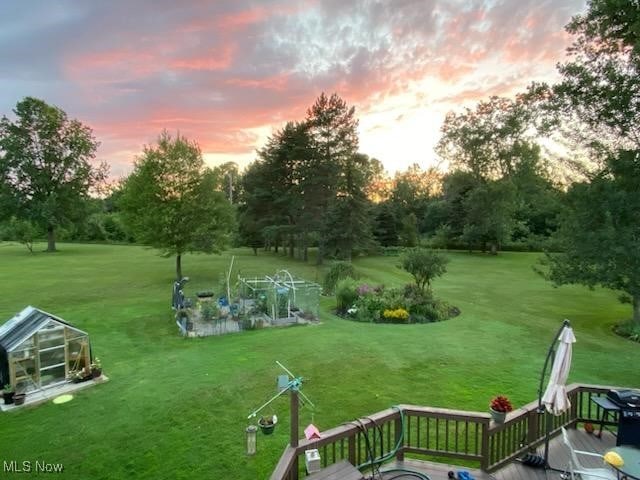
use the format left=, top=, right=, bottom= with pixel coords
left=270, top=383, right=619, bottom=480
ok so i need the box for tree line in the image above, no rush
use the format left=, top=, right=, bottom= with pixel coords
left=0, top=0, right=638, bottom=326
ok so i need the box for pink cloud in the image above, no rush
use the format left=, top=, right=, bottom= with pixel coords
left=226, top=73, right=290, bottom=91
left=65, top=49, right=159, bottom=82
left=5, top=0, right=583, bottom=178
left=171, top=45, right=236, bottom=71
left=216, top=6, right=269, bottom=30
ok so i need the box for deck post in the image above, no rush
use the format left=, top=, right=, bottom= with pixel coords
left=480, top=421, right=489, bottom=471
left=290, top=390, right=299, bottom=480
left=348, top=436, right=356, bottom=465
left=527, top=408, right=540, bottom=449
left=395, top=416, right=404, bottom=461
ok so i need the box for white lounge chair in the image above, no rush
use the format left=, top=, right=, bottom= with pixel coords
left=561, top=427, right=617, bottom=480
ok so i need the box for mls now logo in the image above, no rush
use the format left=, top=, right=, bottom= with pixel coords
left=4, top=460, right=64, bottom=473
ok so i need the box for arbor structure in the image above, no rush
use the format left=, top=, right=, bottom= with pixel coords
left=119, top=132, right=234, bottom=280
left=0, top=97, right=105, bottom=251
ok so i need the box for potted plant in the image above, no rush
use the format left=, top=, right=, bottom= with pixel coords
left=199, top=302, right=218, bottom=322
left=91, top=357, right=102, bottom=378
left=258, top=415, right=278, bottom=435
left=69, top=369, right=91, bottom=383
left=3, top=384, right=14, bottom=405
left=196, top=290, right=215, bottom=299
left=13, top=386, right=26, bottom=406
left=489, top=395, right=513, bottom=423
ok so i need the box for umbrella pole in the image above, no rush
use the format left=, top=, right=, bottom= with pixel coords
left=537, top=319, right=571, bottom=470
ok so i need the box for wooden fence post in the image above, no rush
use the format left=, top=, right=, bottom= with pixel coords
left=527, top=408, right=539, bottom=449
left=480, top=421, right=489, bottom=471
left=348, top=435, right=356, bottom=465
left=291, top=390, right=299, bottom=480
left=395, top=416, right=405, bottom=461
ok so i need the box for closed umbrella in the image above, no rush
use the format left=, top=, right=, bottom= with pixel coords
left=542, top=325, right=577, bottom=415
left=534, top=321, right=576, bottom=471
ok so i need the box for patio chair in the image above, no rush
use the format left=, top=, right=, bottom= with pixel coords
left=561, top=427, right=617, bottom=480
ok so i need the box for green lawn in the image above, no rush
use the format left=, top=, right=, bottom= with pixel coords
left=0, top=243, right=637, bottom=479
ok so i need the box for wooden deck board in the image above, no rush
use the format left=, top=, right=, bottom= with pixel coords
left=377, top=428, right=617, bottom=480
left=380, top=458, right=494, bottom=479
left=492, top=427, right=616, bottom=480
left=306, top=460, right=364, bottom=480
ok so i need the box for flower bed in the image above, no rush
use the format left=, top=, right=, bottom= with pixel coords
left=338, top=281, right=459, bottom=324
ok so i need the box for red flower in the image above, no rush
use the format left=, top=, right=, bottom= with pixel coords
left=490, top=395, right=514, bottom=413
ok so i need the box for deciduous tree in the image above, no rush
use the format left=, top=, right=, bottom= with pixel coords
left=119, top=131, right=234, bottom=280
left=544, top=151, right=640, bottom=325
left=543, top=0, right=640, bottom=326
left=0, top=97, right=105, bottom=251
left=401, top=248, right=449, bottom=294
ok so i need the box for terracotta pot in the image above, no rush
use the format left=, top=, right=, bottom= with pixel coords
left=13, top=393, right=26, bottom=406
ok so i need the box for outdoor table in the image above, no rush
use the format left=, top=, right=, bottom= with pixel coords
left=608, top=446, right=640, bottom=480
left=592, top=396, right=620, bottom=439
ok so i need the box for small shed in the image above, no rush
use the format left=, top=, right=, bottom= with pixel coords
left=0, top=306, right=92, bottom=392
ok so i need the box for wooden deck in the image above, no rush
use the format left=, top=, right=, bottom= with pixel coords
left=379, top=458, right=495, bottom=479
left=376, top=428, right=617, bottom=480
left=270, top=385, right=628, bottom=480
left=492, top=427, right=617, bottom=480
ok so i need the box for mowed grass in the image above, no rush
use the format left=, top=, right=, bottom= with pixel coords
left=0, top=243, right=637, bottom=479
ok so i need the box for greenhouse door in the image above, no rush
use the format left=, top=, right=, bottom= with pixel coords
left=37, top=322, right=67, bottom=388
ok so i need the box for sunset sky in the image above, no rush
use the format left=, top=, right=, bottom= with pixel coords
left=0, top=0, right=585, bottom=178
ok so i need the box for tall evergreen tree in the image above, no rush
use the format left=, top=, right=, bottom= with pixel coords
left=305, top=92, right=359, bottom=264
left=323, top=153, right=375, bottom=260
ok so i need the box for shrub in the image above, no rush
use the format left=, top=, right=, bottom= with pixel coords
left=356, top=283, right=375, bottom=296
left=199, top=302, right=218, bottom=322
left=380, top=287, right=405, bottom=311
left=323, top=261, right=357, bottom=295
left=335, top=278, right=359, bottom=314
left=354, top=293, right=387, bottom=322
left=613, top=319, right=640, bottom=342
left=1, top=217, right=39, bottom=253
left=401, top=248, right=449, bottom=293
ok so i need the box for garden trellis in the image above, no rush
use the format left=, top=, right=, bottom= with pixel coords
left=238, top=270, right=321, bottom=324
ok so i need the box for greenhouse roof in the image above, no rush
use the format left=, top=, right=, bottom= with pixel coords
left=0, top=306, right=87, bottom=352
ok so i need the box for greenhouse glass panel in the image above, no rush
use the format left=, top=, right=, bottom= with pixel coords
left=13, top=336, right=34, bottom=351
left=40, top=365, right=66, bottom=387
left=40, top=346, right=65, bottom=369
left=67, top=337, right=89, bottom=371
left=38, top=322, right=65, bottom=350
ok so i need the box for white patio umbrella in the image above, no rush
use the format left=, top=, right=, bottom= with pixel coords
left=541, top=324, right=577, bottom=415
